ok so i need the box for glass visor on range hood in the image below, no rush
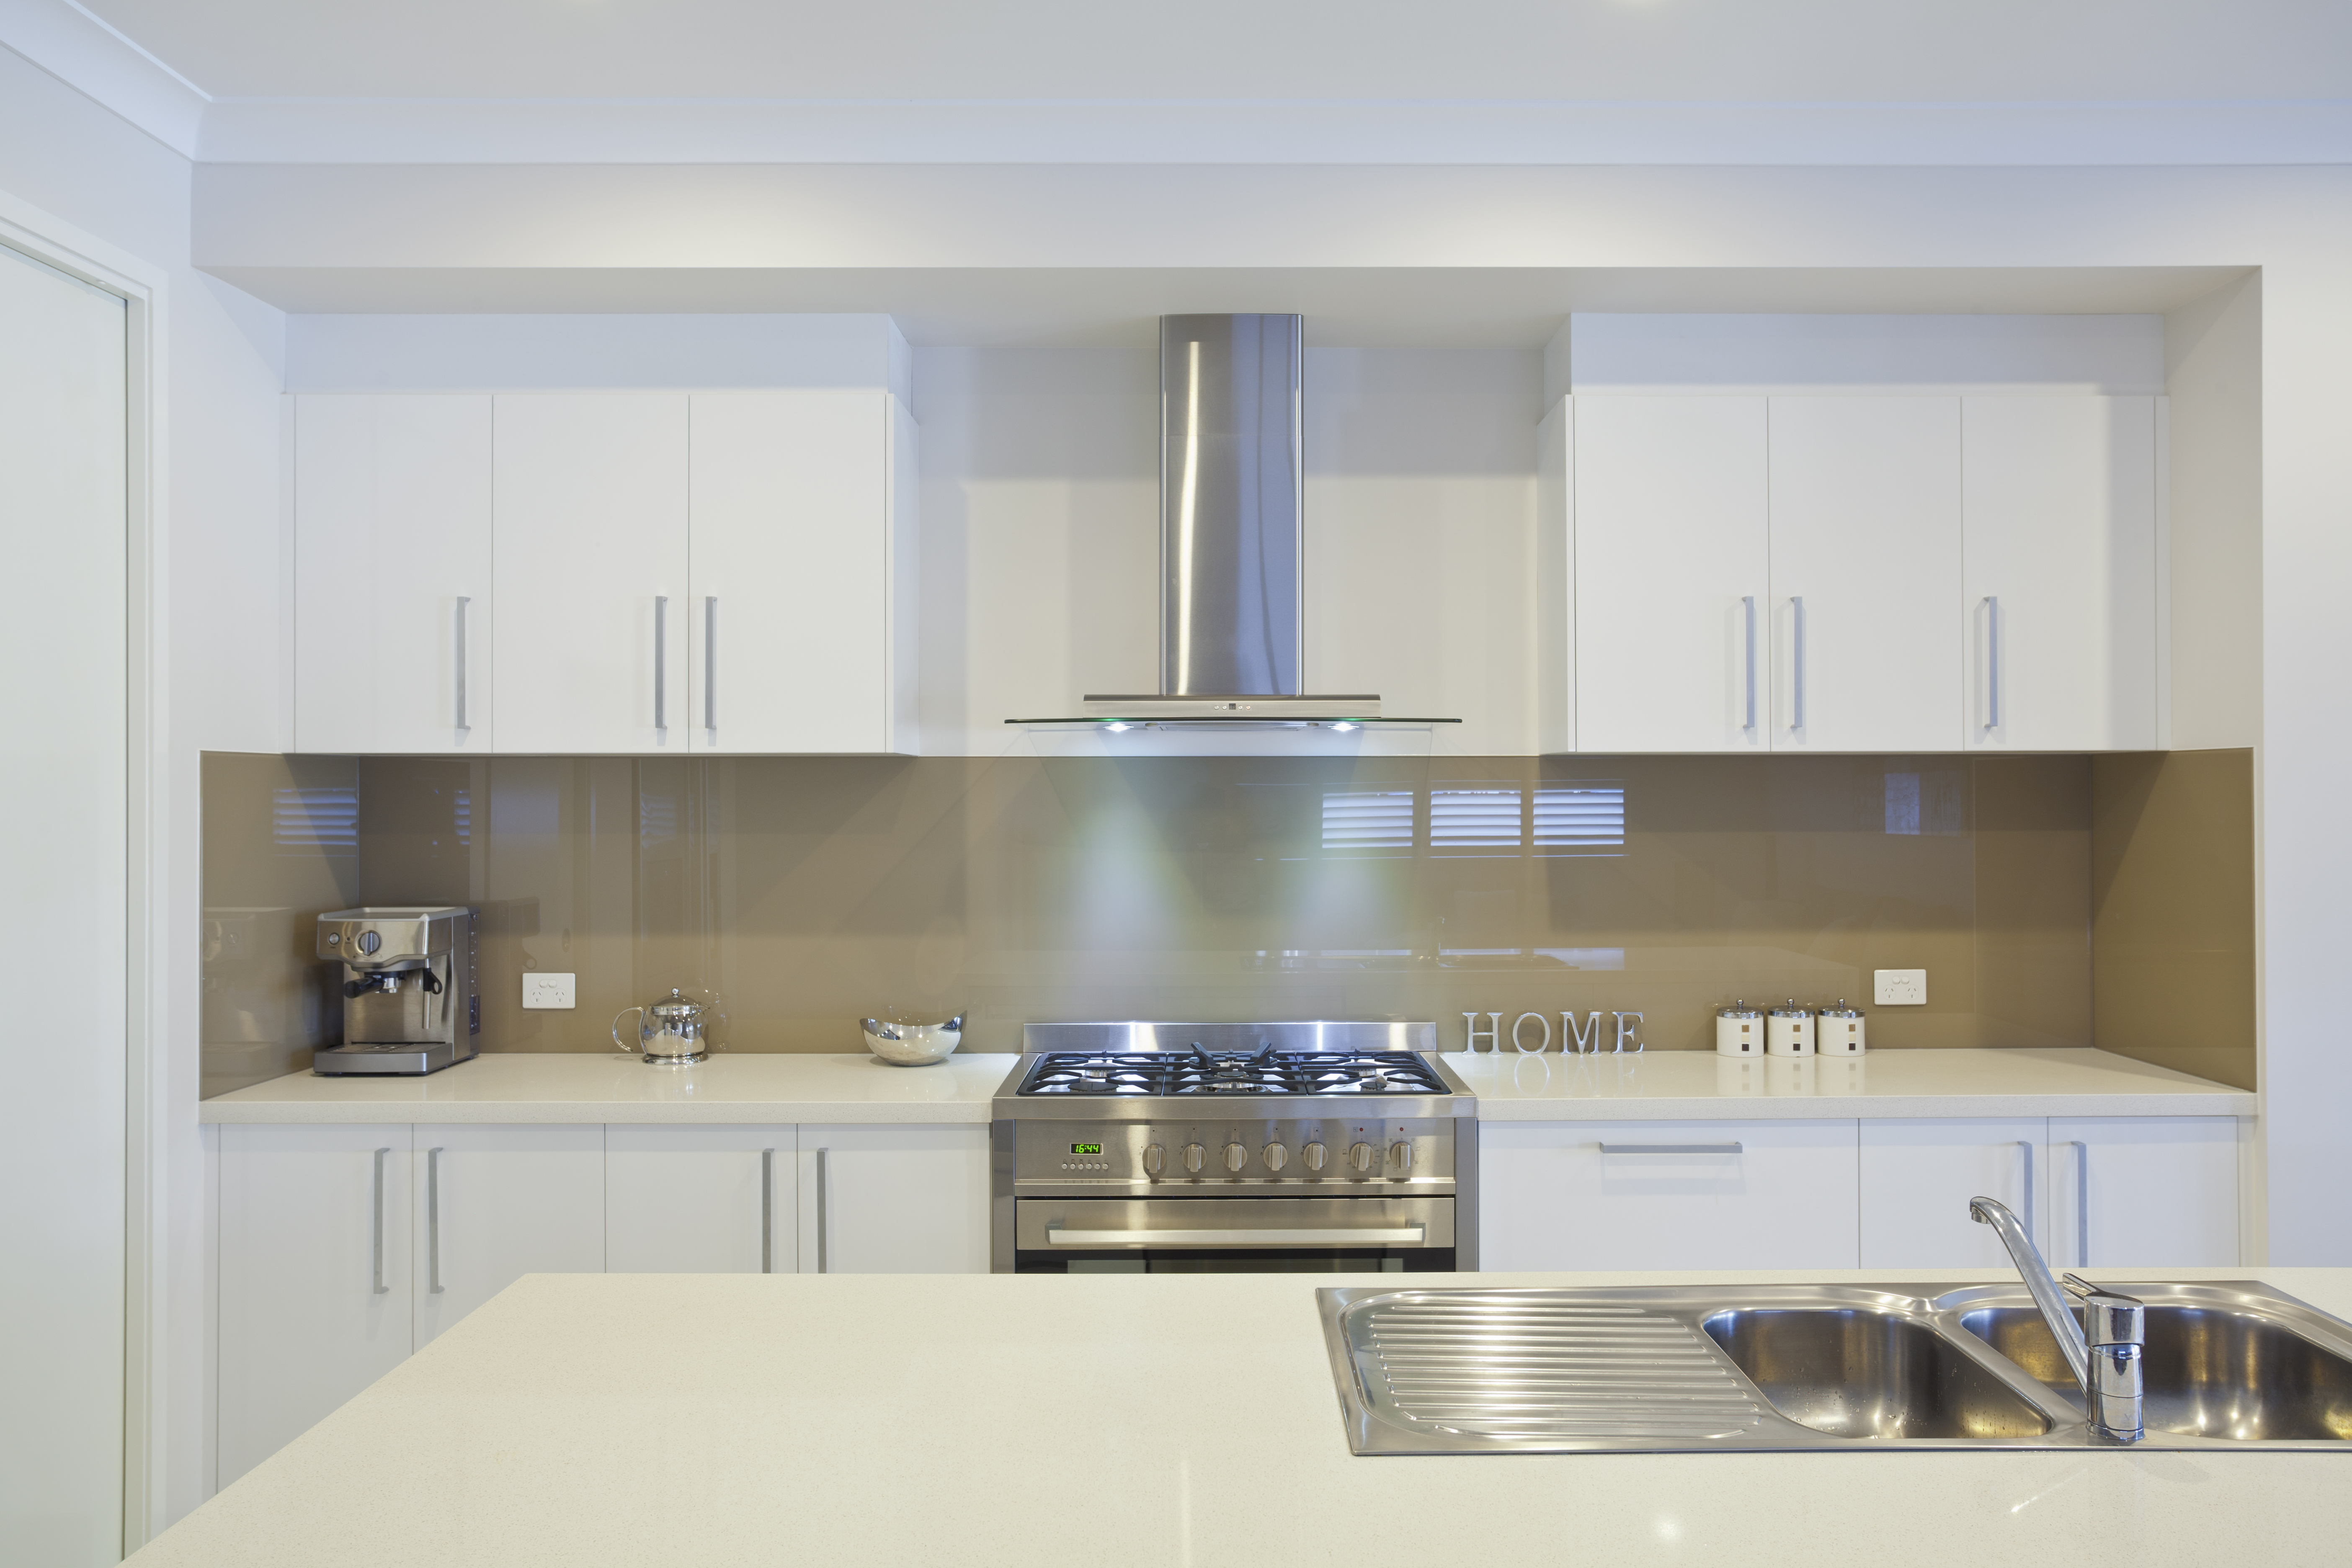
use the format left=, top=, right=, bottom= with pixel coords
left=1010, top=314, right=1460, bottom=735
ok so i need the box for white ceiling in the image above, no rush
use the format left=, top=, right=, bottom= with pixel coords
left=75, top=0, right=2352, bottom=103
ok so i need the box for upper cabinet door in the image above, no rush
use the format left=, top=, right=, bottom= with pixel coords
left=493, top=394, right=691, bottom=753
left=1767, top=397, right=1963, bottom=751
left=294, top=395, right=493, bottom=753
left=1961, top=396, right=2158, bottom=751
left=687, top=391, right=907, bottom=754
left=1575, top=397, right=1770, bottom=752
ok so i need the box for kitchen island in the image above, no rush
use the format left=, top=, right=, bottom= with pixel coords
left=137, top=1266, right=2351, bottom=1566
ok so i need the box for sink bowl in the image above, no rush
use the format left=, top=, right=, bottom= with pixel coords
left=1957, top=1301, right=2352, bottom=1441
left=1703, top=1308, right=2052, bottom=1439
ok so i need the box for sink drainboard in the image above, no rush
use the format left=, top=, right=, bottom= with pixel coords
left=1353, top=1297, right=1763, bottom=1441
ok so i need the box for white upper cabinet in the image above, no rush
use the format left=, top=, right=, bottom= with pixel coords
left=1960, top=396, right=2158, bottom=750
left=687, top=392, right=918, bottom=754
left=1574, top=397, right=1770, bottom=752
left=492, top=394, right=691, bottom=753
left=294, top=395, right=494, bottom=752
left=1766, top=397, right=1963, bottom=751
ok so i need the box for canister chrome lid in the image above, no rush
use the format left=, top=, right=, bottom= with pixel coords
left=1818, top=998, right=1864, bottom=1019
left=1767, top=999, right=1811, bottom=1018
left=1717, top=1001, right=1762, bottom=1019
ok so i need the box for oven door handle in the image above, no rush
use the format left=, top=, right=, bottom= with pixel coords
left=1043, top=1223, right=1427, bottom=1248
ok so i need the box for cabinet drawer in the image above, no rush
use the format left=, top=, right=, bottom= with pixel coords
left=1480, top=1119, right=1858, bottom=1271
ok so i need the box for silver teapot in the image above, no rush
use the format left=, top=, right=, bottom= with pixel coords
left=613, top=988, right=712, bottom=1064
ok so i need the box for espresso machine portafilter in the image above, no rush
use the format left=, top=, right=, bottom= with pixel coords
left=313, top=906, right=480, bottom=1075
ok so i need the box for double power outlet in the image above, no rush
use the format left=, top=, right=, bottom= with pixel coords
left=521, top=973, right=577, bottom=1010
left=1872, top=969, right=1927, bottom=1006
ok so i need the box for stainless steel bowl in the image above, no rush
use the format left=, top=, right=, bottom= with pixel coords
left=859, top=1015, right=965, bottom=1067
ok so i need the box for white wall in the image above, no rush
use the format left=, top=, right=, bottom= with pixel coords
left=0, top=43, right=289, bottom=1540
left=2163, top=276, right=2262, bottom=751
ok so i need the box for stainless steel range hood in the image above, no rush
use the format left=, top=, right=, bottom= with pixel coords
left=1012, top=314, right=1457, bottom=733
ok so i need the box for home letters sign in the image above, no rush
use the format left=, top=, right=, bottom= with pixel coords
left=1462, top=1010, right=1645, bottom=1055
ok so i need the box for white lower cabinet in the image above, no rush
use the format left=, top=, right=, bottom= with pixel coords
left=413, top=1124, right=606, bottom=1346
left=2047, top=1117, right=2239, bottom=1269
left=797, top=1124, right=990, bottom=1274
left=218, top=1125, right=414, bottom=1488
left=607, top=1124, right=795, bottom=1274
left=1479, top=1120, right=1859, bottom=1271
left=1859, top=1118, right=2048, bottom=1268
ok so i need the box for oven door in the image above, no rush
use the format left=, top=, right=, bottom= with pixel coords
left=1013, top=1196, right=1455, bottom=1274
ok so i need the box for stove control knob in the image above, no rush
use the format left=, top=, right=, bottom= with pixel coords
left=1301, top=1141, right=1328, bottom=1172
left=1183, top=1142, right=1205, bottom=1175
left=1261, top=1142, right=1289, bottom=1172
left=1390, top=1141, right=1413, bottom=1174
left=1143, top=1144, right=1166, bottom=1178
left=1348, top=1142, right=1375, bottom=1173
left=1223, top=1141, right=1248, bottom=1173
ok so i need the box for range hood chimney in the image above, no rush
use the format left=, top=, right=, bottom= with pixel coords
left=1013, top=314, right=1454, bottom=733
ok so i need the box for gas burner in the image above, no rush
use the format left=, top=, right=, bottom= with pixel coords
left=1017, top=1047, right=1447, bottom=1098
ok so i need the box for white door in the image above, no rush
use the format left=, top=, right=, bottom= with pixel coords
left=689, top=391, right=890, bottom=753
left=493, top=394, right=689, bottom=752
left=1961, top=396, right=2158, bottom=750
left=1479, top=1120, right=1858, bottom=1271
left=1858, top=1118, right=2048, bottom=1267
left=1767, top=397, right=1962, bottom=750
left=414, top=1124, right=605, bottom=1345
left=797, top=1126, right=990, bottom=1274
left=0, top=242, right=126, bottom=1565
left=218, top=1127, right=413, bottom=1488
left=606, top=1124, right=794, bottom=1274
left=1574, top=397, right=1769, bottom=751
left=2047, top=1118, right=2239, bottom=1269
left=293, top=395, right=494, bottom=751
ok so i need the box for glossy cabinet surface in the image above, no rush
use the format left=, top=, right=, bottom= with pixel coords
left=1961, top=396, right=2159, bottom=751
left=492, top=394, right=692, bottom=753
left=606, top=1124, right=794, bottom=1274
left=218, top=1125, right=415, bottom=1488
left=411, top=1123, right=607, bottom=1347
left=294, top=395, right=495, bottom=753
left=1573, top=397, right=1771, bottom=753
left=1858, top=1117, right=2049, bottom=1268
left=1480, top=1119, right=1860, bottom=1271
left=2046, top=1116, right=2239, bottom=1269
left=796, top=1124, right=991, bottom=1274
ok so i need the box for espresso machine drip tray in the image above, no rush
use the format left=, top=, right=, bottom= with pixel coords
left=313, top=1040, right=473, bottom=1075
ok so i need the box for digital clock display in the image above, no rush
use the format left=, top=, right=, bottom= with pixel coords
left=1070, top=1142, right=1104, bottom=1156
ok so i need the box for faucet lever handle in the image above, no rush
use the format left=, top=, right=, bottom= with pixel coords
left=2062, top=1273, right=2145, bottom=1346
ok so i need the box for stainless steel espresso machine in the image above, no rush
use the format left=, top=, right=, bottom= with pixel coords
left=313, top=906, right=480, bottom=1075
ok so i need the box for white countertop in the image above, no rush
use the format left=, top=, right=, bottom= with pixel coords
left=1448, top=1046, right=2255, bottom=1120
left=197, top=1051, right=1021, bottom=1124
left=131, top=1265, right=2352, bottom=1567
left=199, top=1046, right=2254, bottom=1124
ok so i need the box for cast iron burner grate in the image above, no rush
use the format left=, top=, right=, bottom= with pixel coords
left=1022, top=1045, right=1447, bottom=1097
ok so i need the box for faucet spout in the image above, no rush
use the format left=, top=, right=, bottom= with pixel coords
left=1969, top=1195, right=2144, bottom=1443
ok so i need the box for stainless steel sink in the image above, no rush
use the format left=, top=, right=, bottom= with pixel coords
left=1319, top=1280, right=2352, bottom=1455
left=1702, top=1307, right=2052, bottom=1440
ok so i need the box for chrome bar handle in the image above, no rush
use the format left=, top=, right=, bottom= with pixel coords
left=453, top=596, right=471, bottom=731
left=1789, top=595, right=1805, bottom=732
left=653, top=595, right=668, bottom=731
left=1599, top=1142, right=1744, bottom=1155
left=427, top=1145, right=445, bottom=1295
left=815, top=1147, right=831, bottom=1274
left=760, top=1147, right=774, bottom=1275
left=2072, top=1140, right=2091, bottom=1266
left=371, top=1147, right=390, bottom=1295
left=1983, top=595, right=2001, bottom=730
left=703, top=595, right=718, bottom=731
left=1741, top=595, right=1757, bottom=731
left=2018, top=1139, right=2035, bottom=1247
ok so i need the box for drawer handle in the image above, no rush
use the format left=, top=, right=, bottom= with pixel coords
left=1044, top=1225, right=1426, bottom=1248
left=1599, top=1142, right=1744, bottom=1155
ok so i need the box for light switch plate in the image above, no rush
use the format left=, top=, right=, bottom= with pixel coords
left=1873, top=969, right=1927, bottom=1006
left=522, top=972, right=577, bottom=1010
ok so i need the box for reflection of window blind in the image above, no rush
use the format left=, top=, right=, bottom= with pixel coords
left=1321, top=791, right=1413, bottom=852
left=454, top=788, right=472, bottom=848
left=1432, top=789, right=1524, bottom=855
left=273, top=787, right=358, bottom=856
left=639, top=793, right=679, bottom=847
left=1534, top=786, right=1625, bottom=855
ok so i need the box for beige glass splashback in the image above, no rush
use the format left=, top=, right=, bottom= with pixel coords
left=205, top=751, right=2182, bottom=1074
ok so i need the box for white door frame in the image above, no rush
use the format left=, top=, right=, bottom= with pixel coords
left=0, top=189, right=169, bottom=1555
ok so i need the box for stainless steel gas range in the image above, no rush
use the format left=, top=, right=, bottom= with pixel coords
left=989, top=1022, right=1477, bottom=1274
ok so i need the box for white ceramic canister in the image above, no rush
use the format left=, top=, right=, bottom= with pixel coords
left=1715, top=1001, right=1764, bottom=1058
left=1817, top=998, right=1866, bottom=1056
left=1765, top=999, right=1815, bottom=1058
